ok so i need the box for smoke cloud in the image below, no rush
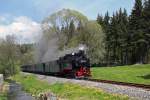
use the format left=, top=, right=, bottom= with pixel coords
left=34, top=30, right=59, bottom=63
left=34, top=30, right=85, bottom=63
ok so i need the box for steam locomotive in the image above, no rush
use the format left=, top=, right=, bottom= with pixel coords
left=21, top=50, right=91, bottom=78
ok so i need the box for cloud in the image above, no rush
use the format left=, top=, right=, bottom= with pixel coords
left=0, top=16, right=6, bottom=22
left=0, top=16, right=41, bottom=43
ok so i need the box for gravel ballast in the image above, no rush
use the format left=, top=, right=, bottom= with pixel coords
left=23, top=73, right=150, bottom=100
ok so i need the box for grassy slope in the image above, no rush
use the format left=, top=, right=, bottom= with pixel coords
left=0, top=93, right=7, bottom=100
left=92, top=64, right=150, bottom=85
left=11, top=74, right=129, bottom=100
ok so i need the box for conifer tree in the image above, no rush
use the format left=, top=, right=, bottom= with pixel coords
left=97, top=14, right=104, bottom=27
left=129, top=0, right=144, bottom=63
left=142, top=0, right=150, bottom=63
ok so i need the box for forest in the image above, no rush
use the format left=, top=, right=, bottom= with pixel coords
left=97, top=0, right=150, bottom=65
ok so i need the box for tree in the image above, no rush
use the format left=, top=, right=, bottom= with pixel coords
left=129, top=0, right=145, bottom=64
left=97, top=12, right=111, bottom=65
left=109, top=12, right=121, bottom=64
left=97, top=14, right=104, bottom=27
left=42, top=9, right=88, bottom=49
left=18, top=44, right=34, bottom=64
left=0, top=35, right=20, bottom=77
left=75, top=21, right=105, bottom=64
left=142, top=0, right=150, bottom=63
left=121, top=9, right=129, bottom=64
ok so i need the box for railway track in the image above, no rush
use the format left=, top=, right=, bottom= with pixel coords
left=87, top=78, right=150, bottom=90
left=23, top=72, right=150, bottom=90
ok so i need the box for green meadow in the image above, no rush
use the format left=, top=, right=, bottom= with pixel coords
left=92, top=64, right=150, bottom=85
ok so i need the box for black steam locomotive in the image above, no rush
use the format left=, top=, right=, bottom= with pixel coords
left=21, top=50, right=91, bottom=78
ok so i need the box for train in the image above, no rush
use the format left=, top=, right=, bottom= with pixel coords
left=21, top=49, right=91, bottom=78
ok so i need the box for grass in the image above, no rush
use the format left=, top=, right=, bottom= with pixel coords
left=92, top=64, right=150, bottom=85
left=0, top=93, right=7, bottom=100
left=10, top=74, right=129, bottom=100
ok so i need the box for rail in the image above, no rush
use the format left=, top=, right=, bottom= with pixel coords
left=87, top=79, right=150, bottom=90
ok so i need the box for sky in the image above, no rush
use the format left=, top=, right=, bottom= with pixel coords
left=0, top=0, right=135, bottom=43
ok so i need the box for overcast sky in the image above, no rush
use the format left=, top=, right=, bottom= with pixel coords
left=0, top=0, right=134, bottom=43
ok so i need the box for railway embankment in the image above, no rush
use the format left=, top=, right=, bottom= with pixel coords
left=22, top=72, right=150, bottom=100
left=11, top=73, right=130, bottom=100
